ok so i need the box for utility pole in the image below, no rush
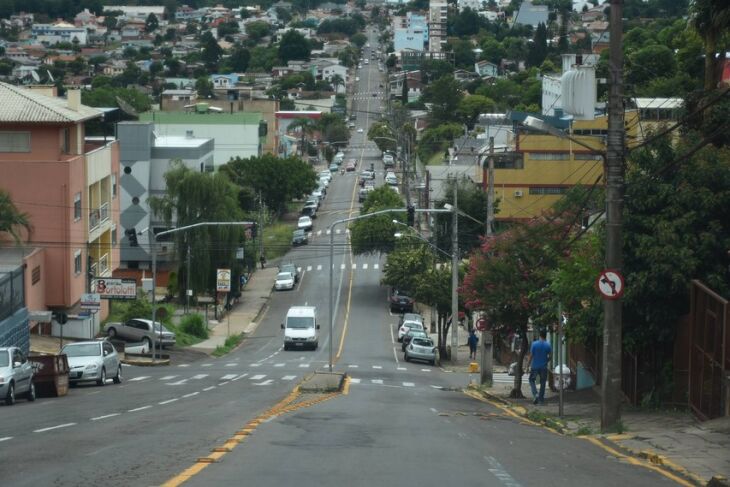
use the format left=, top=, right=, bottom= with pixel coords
left=451, top=184, right=459, bottom=363
left=258, top=193, right=265, bottom=262
left=601, top=0, right=625, bottom=432
left=485, top=136, right=495, bottom=237
left=186, top=241, right=191, bottom=314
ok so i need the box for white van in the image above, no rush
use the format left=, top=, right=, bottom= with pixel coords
left=281, top=306, right=319, bottom=350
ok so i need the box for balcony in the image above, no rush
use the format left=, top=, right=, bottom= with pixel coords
left=89, top=253, right=110, bottom=278
left=89, top=202, right=110, bottom=232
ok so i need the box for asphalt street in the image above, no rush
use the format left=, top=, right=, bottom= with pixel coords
left=0, top=28, right=683, bottom=487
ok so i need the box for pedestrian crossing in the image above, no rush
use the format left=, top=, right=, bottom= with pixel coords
left=306, top=228, right=349, bottom=238
left=296, top=263, right=380, bottom=273
left=348, top=377, right=445, bottom=390
left=352, top=91, right=385, bottom=101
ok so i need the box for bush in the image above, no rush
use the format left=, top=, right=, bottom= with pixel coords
left=121, top=299, right=152, bottom=323
left=179, top=313, right=208, bottom=339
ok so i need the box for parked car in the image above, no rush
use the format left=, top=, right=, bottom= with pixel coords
left=357, top=128, right=364, bottom=133
left=329, top=162, right=339, bottom=173
left=404, top=336, right=437, bottom=365
left=346, top=161, right=357, bottom=172
left=398, top=313, right=423, bottom=328
left=280, top=262, right=299, bottom=282
left=398, top=320, right=425, bottom=341
left=275, top=271, right=295, bottom=291
left=306, top=196, right=320, bottom=210
left=319, top=170, right=332, bottom=181
left=298, top=216, right=313, bottom=231
left=312, top=188, right=324, bottom=201
left=389, top=289, right=415, bottom=313
left=0, top=347, right=36, bottom=405
left=292, top=229, right=309, bottom=246
left=104, top=319, right=177, bottom=349
left=402, top=329, right=429, bottom=352
left=302, top=203, right=317, bottom=218
left=62, top=340, right=122, bottom=386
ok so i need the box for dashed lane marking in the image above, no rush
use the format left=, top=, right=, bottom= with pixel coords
left=225, top=363, right=237, bottom=367
left=250, top=374, right=266, bottom=380
left=307, top=265, right=313, bottom=271
left=128, top=405, right=152, bottom=412
left=91, top=413, right=120, bottom=421
left=397, top=367, right=407, bottom=371
left=298, top=363, right=310, bottom=368
left=274, top=363, right=285, bottom=367
left=177, top=364, right=190, bottom=368
left=159, top=375, right=177, bottom=381
left=128, top=376, right=149, bottom=382
left=159, top=398, right=179, bottom=405
left=33, top=423, right=76, bottom=433
left=317, top=264, right=322, bottom=271
left=372, top=365, right=382, bottom=369
left=371, top=379, right=383, bottom=384
left=282, top=375, right=297, bottom=381
left=220, top=374, right=237, bottom=380
left=250, top=363, right=261, bottom=367
left=166, top=379, right=188, bottom=386
left=348, top=364, right=359, bottom=368
left=403, top=382, right=415, bottom=387
left=374, top=263, right=379, bottom=269
left=350, top=378, right=361, bottom=384
left=191, top=374, right=208, bottom=380
left=182, top=392, right=199, bottom=398
left=0, top=437, right=13, bottom=442
left=351, top=263, right=357, bottom=269
left=362, top=263, right=368, bottom=270
left=203, top=386, right=216, bottom=392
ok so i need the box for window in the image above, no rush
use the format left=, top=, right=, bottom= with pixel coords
left=0, top=131, right=31, bottom=152
left=528, top=153, right=570, bottom=161
left=111, top=225, right=117, bottom=247
left=574, top=153, right=603, bottom=160
left=112, top=173, right=117, bottom=198
left=74, top=250, right=82, bottom=275
left=31, top=266, right=41, bottom=285
left=529, top=187, right=569, bottom=195
left=60, top=127, right=71, bottom=154
left=73, top=193, right=82, bottom=221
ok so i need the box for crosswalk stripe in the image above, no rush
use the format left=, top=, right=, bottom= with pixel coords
left=298, top=363, right=310, bottom=368
left=371, top=379, right=383, bottom=384
left=220, top=374, right=237, bottom=380
left=340, top=264, right=346, bottom=270
left=403, top=382, right=415, bottom=387
left=351, top=263, right=357, bottom=269
left=317, top=264, right=322, bottom=271
left=298, top=267, right=303, bottom=272
left=232, top=374, right=247, bottom=381
left=191, top=374, right=208, bottom=380
left=128, top=376, right=149, bottom=382
left=372, top=365, right=382, bottom=369
left=307, top=265, right=313, bottom=271
left=317, top=230, right=322, bottom=236
left=282, top=375, right=297, bottom=381
left=350, top=378, right=361, bottom=384
left=254, top=379, right=273, bottom=385
left=274, top=363, right=285, bottom=367
left=159, top=375, right=177, bottom=381
left=397, top=367, right=407, bottom=371
left=362, top=263, right=368, bottom=270
left=250, top=374, right=266, bottom=380
left=336, top=229, right=341, bottom=234
left=326, top=229, right=331, bottom=235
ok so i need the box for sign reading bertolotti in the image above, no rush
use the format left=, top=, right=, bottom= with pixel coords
left=216, top=268, right=231, bottom=292
left=91, top=278, right=137, bottom=300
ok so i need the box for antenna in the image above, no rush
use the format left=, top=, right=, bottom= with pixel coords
left=46, top=70, right=55, bottom=83
left=115, top=96, right=139, bottom=119
left=31, top=70, right=40, bottom=83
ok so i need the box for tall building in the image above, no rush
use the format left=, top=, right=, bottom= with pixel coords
left=428, top=0, right=448, bottom=52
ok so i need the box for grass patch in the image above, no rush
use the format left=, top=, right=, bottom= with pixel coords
left=263, top=222, right=294, bottom=260
left=212, top=333, right=245, bottom=357
left=526, top=409, right=566, bottom=433
left=104, top=299, right=205, bottom=347
left=164, top=321, right=206, bottom=347
left=574, top=425, right=594, bottom=436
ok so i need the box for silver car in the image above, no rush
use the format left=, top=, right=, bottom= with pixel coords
left=404, top=336, right=437, bottom=366
left=0, top=347, right=36, bottom=405
left=62, top=340, right=122, bottom=386
left=104, top=318, right=176, bottom=349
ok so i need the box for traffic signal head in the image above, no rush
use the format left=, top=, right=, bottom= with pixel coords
left=125, top=228, right=139, bottom=247
left=407, top=205, right=415, bottom=227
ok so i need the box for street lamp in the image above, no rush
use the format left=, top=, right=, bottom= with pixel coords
left=392, top=220, right=452, bottom=260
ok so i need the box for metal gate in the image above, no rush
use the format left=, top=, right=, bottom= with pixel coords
left=689, top=280, right=729, bottom=420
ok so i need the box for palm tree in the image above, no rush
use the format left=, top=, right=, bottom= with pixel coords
left=330, top=74, right=345, bottom=94
left=288, top=118, right=317, bottom=158
left=0, top=189, right=31, bottom=243
left=690, top=0, right=730, bottom=91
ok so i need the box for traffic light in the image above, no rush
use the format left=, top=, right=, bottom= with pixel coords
left=125, top=228, right=138, bottom=247
left=407, top=205, right=415, bottom=227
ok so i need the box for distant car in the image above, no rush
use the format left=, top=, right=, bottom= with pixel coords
left=104, top=318, right=176, bottom=349
left=319, top=170, right=332, bottom=182
left=62, top=340, right=122, bottom=386
left=402, top=329, right=429, bottom=352
left=292, top=229, right=309, bottom=246
left=312, top=188, right=324, bottom=201
left=298, top=216, right=313, bottom=231
left=360, top=170, right=375, bottom=180
left=355, top=76, right=360, bottom=82
left=302, top=202, right=317, bottom=218
left=329, top=162, right=339, bottom=173
left=357, top=128, right=364, bottom=133
left=372, top=93, right=377, bottom=97
left=280, top=262, right=299, bottom=282
left=306, top=196, right=320, bottom=210
left=0, top=347, right=36, bottom=405
left=398, top=320, right=424, bottom=341
left=404, top=336, right=436, bottom=365
left=275, top=271, right=295, bottom=291
left=390, top=289, right=415, bottom=313
left=346, top=161, right=356, bottom=172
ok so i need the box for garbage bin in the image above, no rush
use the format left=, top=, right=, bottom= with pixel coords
left=553, top=364, right=571, bottom=390
left=29, top=354, right=70, bottom=397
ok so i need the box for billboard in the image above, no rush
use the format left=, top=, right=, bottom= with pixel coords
left=216, top=269, right=231, bottom=292
left=91, top=278, right=137, bottom=300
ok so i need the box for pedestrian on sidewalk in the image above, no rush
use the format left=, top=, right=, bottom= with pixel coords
left=259, top=254, right=266, bottom=269
left=527, top=329, right=552, bottom=405
left=467, top=330, right=479, bottom=360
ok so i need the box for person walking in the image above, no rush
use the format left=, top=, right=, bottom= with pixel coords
left=467, top=330, right=479, bottom=360
left=527, top=330, right=552, bottom=405
left=259, top=254, right=266, bottom=269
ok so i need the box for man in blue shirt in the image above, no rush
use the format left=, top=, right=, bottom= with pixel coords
left=527, top=330, right=552, bottom=405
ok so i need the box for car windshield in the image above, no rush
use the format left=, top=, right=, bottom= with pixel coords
left=293, top=230, right=304, bottom=236
left=404, top=323, right=423, bottom=331
left=63, top=343, right=101, bottom=357
left=412, top=338, right=433, bottom=347
left=277, top=272, right=293, bottom=280
left=0, top=351, right=9, bottom=367
left=287, top=317, right=314, bottom=329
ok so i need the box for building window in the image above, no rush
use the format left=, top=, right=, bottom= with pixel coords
left=74, top=193, right=82, bottom=220
left=112, top=173, right=117, bottom=198
left=529, top=187, right=569, bottom=195
left=74, top=250, right=82, bottom=275
left=574, top=153, right=603, bottom=160
left=0, top=131, right=31, bottom=152
left=60, top=127, right=71, bottom=154
left=31, top=266, right=41, bottom=285
left=528, top=153, right=570, bottom=161
left=111, top=225, right=117, bottom=247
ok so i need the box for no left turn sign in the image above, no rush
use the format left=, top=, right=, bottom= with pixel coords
left=596, top=269, right=624, bottom=300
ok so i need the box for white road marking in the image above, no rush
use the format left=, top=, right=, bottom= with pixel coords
left=362, top=263, right=368, bottom=269
left=274, top=363, right=285, bottom=367
left=233, top=374, right=247, bottom=381
left=372, top=365, right=382, bottom=369
left=430, top=385, right=443, bottom=389
left=317, top=230, right=322, bottom=236
left=225, top=363, right=237, bottom=367
left=178, top=364, right=190, bottom=367
left=371, top=379, right=383, bottom=384
left=250, top=374, right=266, bottom=380
left=317, top=264, right=322, bottom=271
left=403, top=382, right=415, bottom=387
left=128, top=405, right=152, bottom=412
left=350, top=378, right=361, bottom=384
left=191, top=374, right=208, bottom=380
left=220, top=374, right=237, bottom=380
left=484, top=456, right=523, bottom=487
left=421, top=369, right=431, bottom=372
left=159, top=398, right=179, bottom=405
left=307, top=265, right=313, bottom=271
left=374, top=263, right=379, bottom=269
left=203, top=386, right=216, bottom=391
left=348, top=364, right=359, bottom=368
left=430, top=408, right=439, bottom=413
left=201, top=363, right=213, bottom=367
left=299, top=363, right=310, bottom=368
left=219, top=381, right=230, bottom=386
left=159, top=375, right=177, bottom=381
left=335, top=229, right=341, bottom=234
left=397, top=367, right=407, bottom=371
left=91, top=413, right=120, bottom=421
left=340, top=263, right=346, bottom=270
left=250, top=363, right=261, bottom=367
left=352, top=263, right=357, bottom=269
left=326, top=229, right=331, bottom=235
left=34, top=423, right=76, bottom=433
left=282, top=375, right=296, bottom=381
left=128, top=376, right=149, bottom=382
left=254, top=379, right=273, bottom=385
left=0, top=437, right=13, bottom=442
left=166, top=379, right=188, bottom=385
left=182, top=392, right=199, bottom=398
left=297, top=267, right=303, bottom=272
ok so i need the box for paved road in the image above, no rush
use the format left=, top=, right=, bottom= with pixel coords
left=0, top=29, right=682, bottom=487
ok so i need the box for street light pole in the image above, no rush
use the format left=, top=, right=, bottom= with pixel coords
left=451, top=187, right=459, bottom=364
left=486, top=136, right=495, bottom=237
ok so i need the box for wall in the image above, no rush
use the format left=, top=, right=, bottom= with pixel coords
left=22, top=247, right=46, bottom=315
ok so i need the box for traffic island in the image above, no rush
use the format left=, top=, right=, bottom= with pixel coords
left=121, top=352, right=170, bottom=366
left=298, top=371, right=346, bottom=393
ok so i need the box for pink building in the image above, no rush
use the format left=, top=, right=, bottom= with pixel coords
left=0, top=83, right=120, bottom=335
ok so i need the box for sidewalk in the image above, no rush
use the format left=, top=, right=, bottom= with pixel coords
left=191, top=266, right=278, bottom=352
left=479, top=379, right=730, bottom=486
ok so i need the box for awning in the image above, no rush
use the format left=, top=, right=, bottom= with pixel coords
left=28, top=311, right=53, bottom=322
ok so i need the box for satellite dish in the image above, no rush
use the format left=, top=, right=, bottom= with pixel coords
left=46, top=70, right=55, bottom=83
left=31, top=70, right=40, bottom=83
left=115, top=96, right=139, bottom=119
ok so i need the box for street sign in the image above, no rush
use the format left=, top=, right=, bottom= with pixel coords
left=475, top=317, right=488, bottom=332
left=216, top=268, right=231, bottom=292
left=80, top=293, right=101, bottom=310
left=91, top=278, right=137, bottom=300
left=596, top=269, right=624, bottom=300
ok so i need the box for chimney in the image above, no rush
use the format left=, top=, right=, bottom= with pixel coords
left=67, top=89, right=81, bottom=111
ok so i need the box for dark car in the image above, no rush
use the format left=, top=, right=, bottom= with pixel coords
left=292, top=229, right=308, bottom=246
left=402, top=329, right=428, bottom=352
left=301, top=205, right=317, bottom=219
left=389, top=289, right=414, bottom=313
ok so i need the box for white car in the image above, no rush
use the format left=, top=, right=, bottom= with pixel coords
left=62, top=340, right=122, bottom=386
left=298, top=216, right=313, bottom=231
left=398, top=320, right=425, bottom=341
left=275, top=271, right=295, bottom=291
left=357, top=128, right=364, bottom=133
left=312, top=188, right=324, bottom=201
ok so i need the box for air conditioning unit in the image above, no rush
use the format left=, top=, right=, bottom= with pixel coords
left=514, top=190, right=524, bottom=197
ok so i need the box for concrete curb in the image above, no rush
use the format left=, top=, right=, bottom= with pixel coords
left=121, top=358, right=170, bottom=366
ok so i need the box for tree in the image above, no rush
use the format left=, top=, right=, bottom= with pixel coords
left=351, top=33, right=367, bottom=48
left=458, top=95, right=497, bottom=129
left=626, top=44, right=676, bottom=88
left=423, top=75, right=463, bottom=125
left=689, top=0, right=730, bottom=91
left=200, top=31, right=223, bottom=70
left=350, top=187, right=405, bottom=255
left=148, top=161, right=245, bottom=301
left=145, top=13, right=159, bottom=33
left=278, top=30, right=311, bottom=63
left=227, top=47, right=251, bottom=72
left=82, top=86, right=152, bottom=113
left=195, top=76, right=214, bottom=98
left=245, top=21, right=272, bottom=42
left=433, top=177, right=490, bottom=256
left=367, top=122, right=397, bottom=153
left=0, top=189, right=31, bottom=243
left=526, top=22, right=548, bottom=68
left=330, top=74, right=345, bottom=93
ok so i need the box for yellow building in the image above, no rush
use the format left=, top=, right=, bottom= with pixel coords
left=487, top=111, right=639, bottom=221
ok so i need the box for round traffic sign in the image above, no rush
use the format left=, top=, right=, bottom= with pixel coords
left=596, top=269, right=625, bottom=300
left=475, top=317, right=488, bottom=332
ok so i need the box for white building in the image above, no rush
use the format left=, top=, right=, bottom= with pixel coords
left=541, top=54, right=599, bottom=120
left=458, top=0, right=484, bottom=11
left=103, top=6, right=166, bottom=21
left=428, top=0, right=448, bottom=53
left=32, top=22, right=88, bottom=46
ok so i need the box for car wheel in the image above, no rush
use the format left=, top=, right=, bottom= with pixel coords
left=113, top=365, right=123, bottom=384
left=97, top=367, right=106, bottom=387
left=283, top=344, right=289, bottom=351
left=313, top=342, right=318, bottom=350
left=5, top=382, right=15, bottom=405
left=143, top=337, right=152, bottom=352
left=27, top=381, right=36, bottom=402
left=107, top=327, right=117, bottom=338
left=430, top=360, right=436, bottom=366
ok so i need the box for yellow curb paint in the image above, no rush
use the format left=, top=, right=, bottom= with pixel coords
left=213, top=447, right=232, bottom=453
